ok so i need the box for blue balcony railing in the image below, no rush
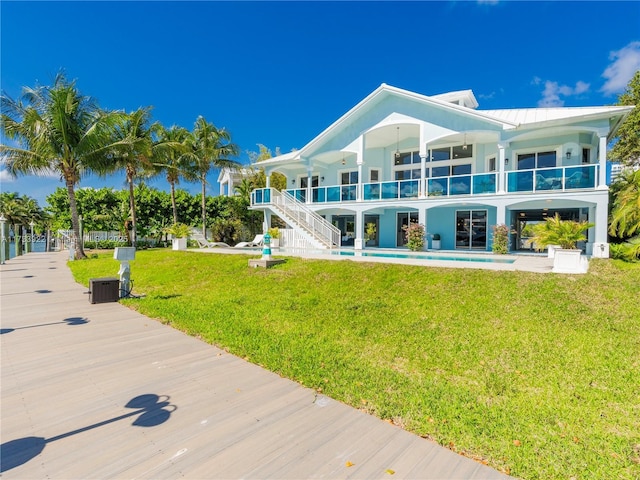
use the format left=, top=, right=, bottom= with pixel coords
left=251, top=166, right=597, bottom=207
left=507, top=165, right=596, bottom=193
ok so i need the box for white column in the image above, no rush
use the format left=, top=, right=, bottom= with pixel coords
left=591, top=199, right=609, bottom=258
left=354, top=210, right=364, bottom=250
left=419, top=125, right=428, bottom=198
left=420, top=154, right=427, bottom=198
left=496, top=205, right=506, bottom=226
left=265, top=172, right=270, bottom=189
left=306, top=167, right=312, bottom=204
left=418, top=207, right=428, bottom=250
left=263, top=211, right=271, bottom=233
left=357, top=162, right=363, bottom=202
left=498, top=142, right=508, bottom=194
left=597, top=133, right=608, bottom=190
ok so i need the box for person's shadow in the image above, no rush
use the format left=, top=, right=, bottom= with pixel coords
left=0, top=394, right=176, bottom=473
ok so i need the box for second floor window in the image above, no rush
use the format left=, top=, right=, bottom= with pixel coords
left=517, top=151, right=556, bottom=170
left=341, top=171, right=358, bottom=185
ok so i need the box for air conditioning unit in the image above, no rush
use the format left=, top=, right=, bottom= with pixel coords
left=89, top=277, right=120, bottom=304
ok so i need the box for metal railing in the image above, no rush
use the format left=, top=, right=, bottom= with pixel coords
left=252, top=188, right=341, bottom=248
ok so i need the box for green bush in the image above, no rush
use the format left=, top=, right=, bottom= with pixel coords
left=84, top=240, right=128, bottom=249
left=491, top=224, right=510, bottom=254
left=403, top=223, right=425, bottom=251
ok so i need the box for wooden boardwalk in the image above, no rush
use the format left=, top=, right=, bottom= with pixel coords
left=1, top=252, right=512, bottom=479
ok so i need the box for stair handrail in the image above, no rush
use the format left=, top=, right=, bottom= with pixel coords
left=270, top=189, right=341, bottom=248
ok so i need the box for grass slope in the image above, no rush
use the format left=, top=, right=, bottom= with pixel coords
left=70, top=250, right=640, bottom=479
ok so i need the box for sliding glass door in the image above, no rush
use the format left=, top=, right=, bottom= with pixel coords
left=456, top=210, right=487, bottom=249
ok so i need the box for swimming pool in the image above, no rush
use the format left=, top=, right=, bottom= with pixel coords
left=329, top=250, right=517, bottom=264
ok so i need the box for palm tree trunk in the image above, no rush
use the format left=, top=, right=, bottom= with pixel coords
left=201, top=175, right=207, bottom=239
left=128, top=172, right=137, bottom=247
left=66, top=178, right=86, bottom=259
left=170, top=181, right=178, bottom=224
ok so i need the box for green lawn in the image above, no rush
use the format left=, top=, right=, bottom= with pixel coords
left=70, top=250, right=640, bottom=479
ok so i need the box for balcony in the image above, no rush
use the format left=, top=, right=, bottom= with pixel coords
left=251, top=164, right=599, bottom=207
left=507, top=165, right=597, bottom=193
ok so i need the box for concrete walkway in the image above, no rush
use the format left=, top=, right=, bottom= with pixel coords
left=1, top=252, right=512, bottom=479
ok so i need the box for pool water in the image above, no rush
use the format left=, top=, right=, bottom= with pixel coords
left=330, top=250, right=516, bottom=264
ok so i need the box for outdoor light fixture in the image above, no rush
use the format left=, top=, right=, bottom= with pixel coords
left=566, top=149, right=572, bottom=160
left=341, top=156, right=346, bottom=166
left=395, top=127, right=401, bottom=159
left=505, top=158, right=509, bottom=165
left=292, top=179, right=295, bottom=185
left=321, top=176, right=325, bottom=182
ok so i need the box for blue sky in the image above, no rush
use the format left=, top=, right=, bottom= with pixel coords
left=1, top=1, right=639, bottom=208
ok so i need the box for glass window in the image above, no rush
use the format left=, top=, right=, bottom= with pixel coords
left=431, top=148, right=450, bottom=161
left=453, top=145, right=473, bottom=159
left=517, top=153, right=536, bottom=170
left=395, top=169, right=421, bottom=180
left=537, top=151, right=556, bottom=168
left=452, top=164, right=471, bottom=176
left=488, top=157, right=496, bottom=172
left=432, top=166, right=450, bottom=177
left=394, top=152, right=412, bottom=166
left=370, top=169, right=379, bottom=182
left=341, top=171, right=358, bottom=185
left=582, top=148, right=590, bottom=164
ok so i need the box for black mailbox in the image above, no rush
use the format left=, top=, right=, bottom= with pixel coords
left=89, top=277, right=120, bottom=304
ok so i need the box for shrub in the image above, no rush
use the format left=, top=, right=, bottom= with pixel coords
left=403, top=223, right=425, bottom=251
left=491, top=224, right=510, bottom=254
left=610, top=236, right=640, bottom=262
left=532, top=214, right=594, bottom=250
left=267, top=227, right=280, bottom=239
left=164, top=223, right=191, bottom=238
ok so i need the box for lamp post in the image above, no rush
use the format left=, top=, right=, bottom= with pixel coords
left=29, top=220, right=35, bottom=254
left=0, top=213, right=6, bottom=264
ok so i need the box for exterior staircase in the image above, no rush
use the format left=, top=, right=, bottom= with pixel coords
left=251, top=188, right=341, bottom=249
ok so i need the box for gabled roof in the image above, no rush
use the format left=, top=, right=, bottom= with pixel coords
left=260, top=84, right=635, bottom=164
left=293, top=83, right=515, bottom=158
left=480, top=105, right=634, bottom=128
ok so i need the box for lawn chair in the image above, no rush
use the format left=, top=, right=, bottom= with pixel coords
left=234, top=234, right=264, bottom=248
left=196, top=238, right=230, bottom=248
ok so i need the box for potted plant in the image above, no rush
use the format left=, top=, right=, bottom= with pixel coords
left=532, top=214, right=594, bottom=273
left=365, top=222, right=377, bottom=247
left=431, top=233, right=441, bottom=250
left=268, top=227, right=280, bottom=248
left=165, top=223, right=191, bottom=251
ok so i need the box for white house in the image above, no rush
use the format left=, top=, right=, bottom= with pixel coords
left=217, top=167, right=251, bottom=197
left=249, top=84, right=633, bottom=255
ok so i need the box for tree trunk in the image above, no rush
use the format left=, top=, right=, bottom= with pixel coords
left=66, top=178, right=86, bottom=259
left=128, top=171, right=137, bottom=247
left=170, top=181, right=178, bottom=224
left=201, top=175, right=207, bottom=239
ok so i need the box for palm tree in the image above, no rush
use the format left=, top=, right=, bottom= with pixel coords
left=532, top=214, right=594, bottom=250
left=0, top=73, right=122, bottom=259
left=609, top=168, right=640, bottom=239
left=234, top=178, right=255, bottom=204
left=106, top=107, right=156, bottom=246
left=153, top=124, right=197, bottom=224
left=191, top=116, right=239, bottom=238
